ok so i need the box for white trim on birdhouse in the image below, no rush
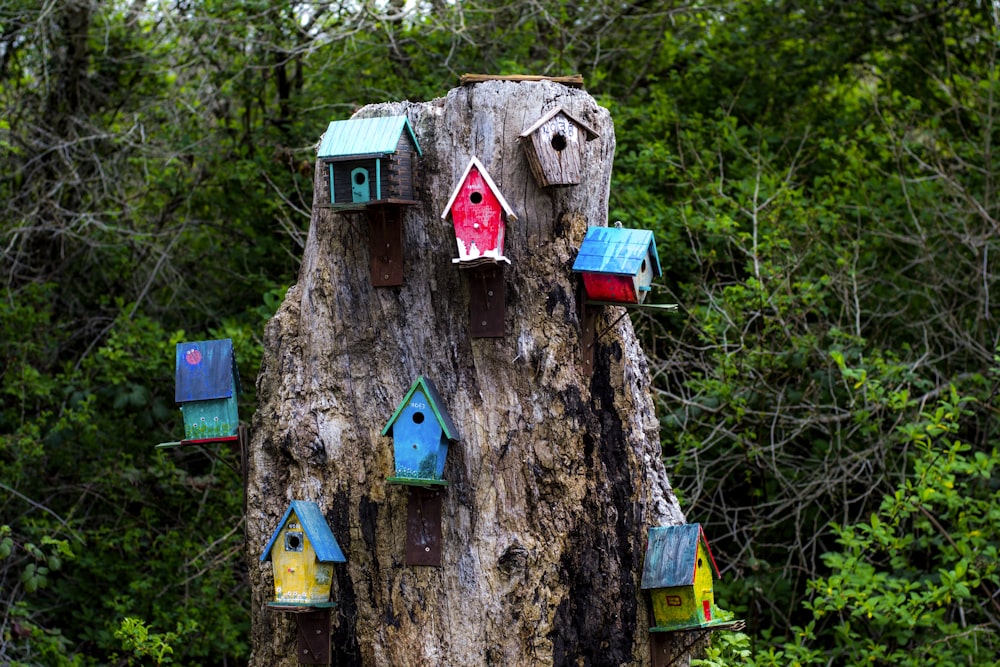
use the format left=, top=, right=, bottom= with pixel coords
left=440, top=156, right=518, bottom=224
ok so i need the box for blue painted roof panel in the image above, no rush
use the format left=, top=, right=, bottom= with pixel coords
left=640, top=524, right=719, bottom=589
left=317, top=115, right=422, bottom=159
left=175, top=339, right=240, bottom=403
left=571, top=227, right=662, bottom=277
left=260, top=500, right=347, bottom=564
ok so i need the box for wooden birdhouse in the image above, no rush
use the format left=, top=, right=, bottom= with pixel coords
left=317, top=115, right=421, bottom=210
left=441, top=156, right=517, bottom=265
left=260, top=500, right=346, bottom=606
left=174, top=339, right=241, bottom=443
left=572, top=225, right=662, bottom=304
left=519, top=106, right=599, bottom=187
left=383, top=376, right=459, bottom=486
left=641, top=524, right=731, bottom=632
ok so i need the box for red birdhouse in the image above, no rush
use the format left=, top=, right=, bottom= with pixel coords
left=440, top=156, right=517, bottom=265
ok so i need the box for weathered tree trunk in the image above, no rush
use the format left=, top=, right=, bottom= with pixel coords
left=248, top=80, right=688, bottom=666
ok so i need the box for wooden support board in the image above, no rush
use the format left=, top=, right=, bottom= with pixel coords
left=368, top=204, right=405, bottom=287
left=466, top=263, right=505, bottom=338
left=460, top=73, right=584, bottom=88
left=405, top=488, right=443, bottom=566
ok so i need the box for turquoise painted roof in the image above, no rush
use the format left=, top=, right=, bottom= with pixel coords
left=317, top=115, right=422, bottom=159
left=260, top=500, right=346, bottom=564
left=572, top=226, right=662, bottom=277
left=381, top=376, right=459, bottom=441
left=640, top=524, right=720, bottom=589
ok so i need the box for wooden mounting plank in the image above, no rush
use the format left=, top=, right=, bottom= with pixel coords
left=577, top=284, right=597, bottom=377
left=405, top=488, right=443, bottom=566
left=460, top=73, right=584, bottom=88
left=295, top=607, right=332, bottom=665
left=467, top=263, right=505, bottom=338
left=368, top=205, right=404, bottom=287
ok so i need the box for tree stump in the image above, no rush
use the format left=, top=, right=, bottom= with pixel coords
left=247, top=80, right=687, bottom=666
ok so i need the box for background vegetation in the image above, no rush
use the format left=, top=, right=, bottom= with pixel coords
left=1, top=1, right=997, bottom=665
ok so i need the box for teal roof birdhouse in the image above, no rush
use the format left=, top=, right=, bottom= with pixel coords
left=174, top=339, right=241, bottom=443
left=260, top=500, right=346, bottom=607
left=317, top=115, right=421, bottom=210
left=641, top=524, right=737, bottom=632
left=382, top=376, right=459, bottom=486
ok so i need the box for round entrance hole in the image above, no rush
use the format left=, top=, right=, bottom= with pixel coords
left=550, top=133, right=568, bottom=152
left=412, top=412, right=425, bottom=424
left=354, top=171, right=366, bottom=185
left=469, top=191, right=483, bottom=204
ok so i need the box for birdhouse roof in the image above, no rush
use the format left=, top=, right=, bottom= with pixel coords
left=259, top=500, right=347, bottom=564
left=317, top=115, right=422, bottom=159
left=640, top=524, right=720, bottom=589
left=571, top=226, right=663, bottom=278
left=175, top=338, right=241, bottom=403
left=518, top=105, right=600, bottom=141
left=440, top=156, right=517, bottom=223
left=381, top=376, right=460, bottom=441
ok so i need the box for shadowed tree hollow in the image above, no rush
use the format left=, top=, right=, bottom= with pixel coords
left=247, top=80, right=689, bottom=666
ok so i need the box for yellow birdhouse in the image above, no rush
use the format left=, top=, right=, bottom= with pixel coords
left=641, top=524, right=737, bottom=632
left=260, top=501, right=346, bottom=607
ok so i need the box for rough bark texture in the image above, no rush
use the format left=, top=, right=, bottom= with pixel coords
left=247, top=81, right=688, bottom=666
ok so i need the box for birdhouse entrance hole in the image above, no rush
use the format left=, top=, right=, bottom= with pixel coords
left=469, top=191, right=483, bottom=204
left=551, top=133, right=567, bottom=151
left=412, top=412, right=425, bottom=424
left=285, top=531, right=303, bottom=552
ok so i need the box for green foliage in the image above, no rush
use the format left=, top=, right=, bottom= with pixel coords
left=115, top=617, right=199, bottom=667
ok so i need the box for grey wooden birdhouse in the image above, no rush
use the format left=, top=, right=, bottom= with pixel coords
left=519, top=106, right=599, bottom=187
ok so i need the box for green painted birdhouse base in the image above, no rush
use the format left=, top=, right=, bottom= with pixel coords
left=386, top=476, right=448, bottom=488
left=649, top=617, right=744, bottom=633
left=267, top=601, right=338, bottom=611
left=156, top=434, right=240, bottom=449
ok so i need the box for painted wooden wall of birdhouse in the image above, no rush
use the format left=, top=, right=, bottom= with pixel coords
left=175, top=339, right=241, bottom=441
left=441, top=157, right=517, bottom=264
left=260, top=501, right=346, bottom=606
left=572, top=226, right=662, bottom=304
left=519, top=106, right=599, bottom=187
left=382, top=377, right=459, bottom=485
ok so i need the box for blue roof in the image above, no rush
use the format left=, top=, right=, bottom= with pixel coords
left=571, top=226, right=662, bottom=277
left=260, top=500, right=347, bottom=564
left=381, top=376, right=459, bottom=441
left=175, top=339, right=240, bottom=403
left=640, top=524, right=720, bottom=589
left=317, top=115, right=422, bottom=159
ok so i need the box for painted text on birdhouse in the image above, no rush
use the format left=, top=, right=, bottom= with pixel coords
left=383, top=376, right=459, bottom=486
left=641, top=524, right=730, bottom=632
left=572, top=226, right=662, bottom=304
left=174, top=338, right=241, bottom=442
left=519, top=106, right=599, bottom=187
left=260, top=501, right=346, bottom=606
left=441, top=156, right=517, bottom=265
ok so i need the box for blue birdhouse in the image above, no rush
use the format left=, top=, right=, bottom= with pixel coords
left=382, top=376, right=459, bottom=486
left=317, top=115, right=422, bottom=210
left=260, top=500, right=346, bottom=607
left=174, top=339, right=241, bottom=442
left=572, top=225, right=662, bottom=304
